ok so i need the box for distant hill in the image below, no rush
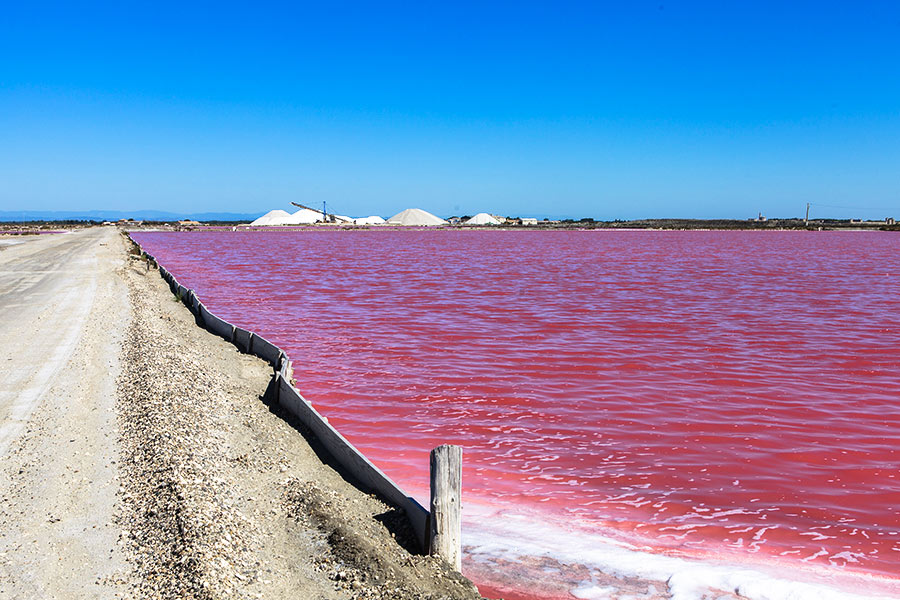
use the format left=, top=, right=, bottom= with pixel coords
left=0, top=210, right=260, bottom=223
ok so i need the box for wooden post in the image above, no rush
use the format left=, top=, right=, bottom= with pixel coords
left=280, top=358, right=293, bottom=384
left=429, top=444, right=462, bottom=571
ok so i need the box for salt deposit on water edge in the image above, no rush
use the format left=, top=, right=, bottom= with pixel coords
left=458, top=502, right=899, bottom=600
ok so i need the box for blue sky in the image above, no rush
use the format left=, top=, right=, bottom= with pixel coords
left=2, top=1, right=899, bottom=220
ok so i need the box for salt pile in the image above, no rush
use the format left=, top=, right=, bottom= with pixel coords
left=252, top=208, right=449, bottom=226
left=249, top=210, right=293, bottom=226
left=354, top=216, right=386, bottom=225
left=249, top=209, right=323, bottom=226
left=287, top=208, right=324, bottom=224
left=386, top=208, right=447, bottom=226
left=463, top=213, right=502, bottom=226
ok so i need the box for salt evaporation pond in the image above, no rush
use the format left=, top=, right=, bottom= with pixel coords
left=132, top=230, right=900, bottom=600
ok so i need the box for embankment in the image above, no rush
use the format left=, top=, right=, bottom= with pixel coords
left=120, top=233, right=481, bottom=599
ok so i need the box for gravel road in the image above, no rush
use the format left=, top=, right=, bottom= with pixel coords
left=0, top=227, right=130, bottom=598
left=0, top=228, right=484, bottom=600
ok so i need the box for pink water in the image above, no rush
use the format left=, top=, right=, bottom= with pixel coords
left=132, top=230, right=900, bottom=598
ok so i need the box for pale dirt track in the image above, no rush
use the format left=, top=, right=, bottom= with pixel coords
left=0, top=228, right=130, bottom=598
left=0, top=228, right=482, bottom=600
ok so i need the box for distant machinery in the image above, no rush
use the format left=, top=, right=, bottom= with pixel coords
left=290, top=201, right=352, bottom=224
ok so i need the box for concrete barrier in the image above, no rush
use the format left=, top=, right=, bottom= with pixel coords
left=233, top=327, right=252, bottom=353
left=251, top=334, right=281, bottom=367
left=277, top=376, right=429, bottom=549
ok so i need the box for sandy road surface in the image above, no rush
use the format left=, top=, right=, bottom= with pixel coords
left=0, top=228, right=131, bottom=598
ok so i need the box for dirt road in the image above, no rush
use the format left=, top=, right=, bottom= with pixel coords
left=0, top=227, right=130, bottom=598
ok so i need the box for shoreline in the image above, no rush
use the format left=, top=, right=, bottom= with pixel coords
left=458, top=499, right=900, bottom=600
left=117, top=231, right=484, bottom=599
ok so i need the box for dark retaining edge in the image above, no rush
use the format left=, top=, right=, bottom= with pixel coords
left=251, top=334, right=281, bottom=366
left=199, top=303, right=235, bottom=342
left=233, top=327, right=252, bottom=354
left=127, top=234, right=430, bottom=551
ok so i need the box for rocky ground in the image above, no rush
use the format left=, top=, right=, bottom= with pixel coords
left=116, top=237, right=484, bottom=599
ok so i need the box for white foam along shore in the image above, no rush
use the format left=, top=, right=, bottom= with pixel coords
left=458, top=502, right=899, bottom=600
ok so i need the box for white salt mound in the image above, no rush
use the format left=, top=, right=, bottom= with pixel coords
left=386, top=208, right=447, bottom=226
left=250, top=208, right=325, bottom=226
left=463, top=213, right=502, bottom=226
left=287, top=208, right=324, bottom=224
left=249, top=210, right=293, bottom=226
left=354, top=215, right=386, bottom=225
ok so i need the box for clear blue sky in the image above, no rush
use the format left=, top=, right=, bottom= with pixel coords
left=2, top=1, right=899, bottom=220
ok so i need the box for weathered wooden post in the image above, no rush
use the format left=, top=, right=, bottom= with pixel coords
left=429, top=444, right=462, bottom=571
left=280, top=356, right=293, bottom=383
